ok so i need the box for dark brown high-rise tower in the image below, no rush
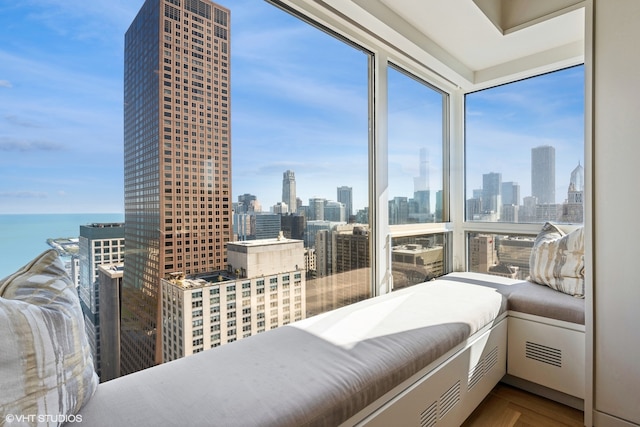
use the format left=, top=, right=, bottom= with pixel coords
left=122, top=0, right=231, bottom=375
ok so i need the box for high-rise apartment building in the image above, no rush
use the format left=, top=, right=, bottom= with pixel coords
left=282, top=170, right=297, bottom=214
left=531, top=145, right=556, bottom=204
left=78, top=223, right=125, bottom=379
left=161, top=236, right=306, bottom=361
left=122, top=0, right=231, bottom=374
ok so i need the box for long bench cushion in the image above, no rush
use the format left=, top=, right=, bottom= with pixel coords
left=78, top=278, right=506, bottom=427
left=439, top=272, right=585, bottom=325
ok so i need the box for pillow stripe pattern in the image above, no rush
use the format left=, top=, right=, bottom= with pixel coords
left=1, top=250, right=98, bottom=425
left=529, top=222, right=585, bottom=297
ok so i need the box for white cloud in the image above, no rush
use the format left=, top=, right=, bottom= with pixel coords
left=0, top=191, right=47, bottom=199
left=0, top=137, right=64, bottom=152
left=0, top=80, right=12, bottom=88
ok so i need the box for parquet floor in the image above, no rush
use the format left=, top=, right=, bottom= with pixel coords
left=461, top=383, right=584, bottom=427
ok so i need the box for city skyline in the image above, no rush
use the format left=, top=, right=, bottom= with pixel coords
left=0, top=1, right=583, bottom=214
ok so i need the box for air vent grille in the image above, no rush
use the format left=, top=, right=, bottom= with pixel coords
left=486, top=346, right=498, bottom=372
left=468, top=361, right=484, bottom=391
left=420, top=401, right=438, bottom=427
left=525, top=341, right=562, bottom=367
left=439, top=380, right=461, bottom=419
left=468, top=346, right=499, bottom=391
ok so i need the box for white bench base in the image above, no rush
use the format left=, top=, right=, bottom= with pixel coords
left=346, top=318, right=507, bottom=427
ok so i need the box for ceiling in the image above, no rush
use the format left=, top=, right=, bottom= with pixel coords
left=286, top=0, right=586, bottom=90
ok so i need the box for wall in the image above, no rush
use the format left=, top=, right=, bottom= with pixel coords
left=592, top=0, right=640, bottom=424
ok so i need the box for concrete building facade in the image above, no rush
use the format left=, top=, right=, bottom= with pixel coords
left=161, top=236, right=306, bottom=361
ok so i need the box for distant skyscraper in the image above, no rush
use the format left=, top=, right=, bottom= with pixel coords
left=281, top=214, right=306, bottom=240
left=501, top=182, right=520, bottom=206
left=563, top=162, right=584, bottom=223
left=282, top=170, right=297, bottom=214
left=413, top=147, right=429, bottom=192
left=482, top=172, right=502, bottom=214
left=309, top=198, right=326, bottom=221
left=337, top=186, right=353, bottom=217
left=78, top=223, right=125, bottom=379
left=122, top=0, right=231, bottom=374
left=254, top=214, right=282, bottom=240
left=435, top=190, right=443, bottom=221
left=531, top=145, right=556, bottom=204
left=324, top=201, right=346, bottom=222
left=389, top=197, right=409, bottom=225
left=413, top=148, right=430, bottom=214
left=570, top=161, right=584, bottom=192
left=238, top=193, right=261, bottom=213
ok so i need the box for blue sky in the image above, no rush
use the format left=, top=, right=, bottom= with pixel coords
left=0, top=1, right=583, bottom=214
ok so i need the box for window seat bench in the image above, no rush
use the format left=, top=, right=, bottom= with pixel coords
left=76, top=273, right=584, bottom=426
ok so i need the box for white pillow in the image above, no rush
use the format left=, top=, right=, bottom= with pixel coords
left=0, top=250, right=98, bottom=423
left=529, top=222, right=585, bottom=297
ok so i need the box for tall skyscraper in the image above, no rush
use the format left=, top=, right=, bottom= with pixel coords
left=482, top=172, right=502, bottom=214
left=413, top=147, right=430, bottom=214
left=531, top=145, right=556, bottom=204
left=337, top=186, right=353, bottom=218
left=282, top=170, right=297, bottom=214
left=122, top=0, right=231, bottom=375
left=570, top=161, right=584, bottom=192
left=501, top=181, right=520, bottom=206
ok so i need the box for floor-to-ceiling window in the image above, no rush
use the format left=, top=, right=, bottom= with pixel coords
left=235, top=2, right=372, bottom=317
left=387, top=64, right=450, bottom=289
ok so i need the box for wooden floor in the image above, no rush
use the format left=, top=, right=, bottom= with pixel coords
left=462, top=383, right=584, bottom=427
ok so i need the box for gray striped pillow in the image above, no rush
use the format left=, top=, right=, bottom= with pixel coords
left=0, top=250, right=98, bottom=423
left=529, top=222, right=585, bottom=297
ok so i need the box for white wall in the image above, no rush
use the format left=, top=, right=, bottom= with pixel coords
left=592, top=0, right=640, bottom=425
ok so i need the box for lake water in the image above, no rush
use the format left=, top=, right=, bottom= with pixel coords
left=0, top=213, right=124, bottom=278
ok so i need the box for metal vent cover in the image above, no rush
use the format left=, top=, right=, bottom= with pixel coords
left=439, top=380, right=461, bottom=419
left=420, top=401, right=438, bottom=427
left=525, top=341, right=562, bottom=367
left=468, top=346, right=499, bottom=391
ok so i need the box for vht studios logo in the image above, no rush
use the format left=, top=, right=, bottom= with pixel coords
left=5, top=414, right=83, bottom=424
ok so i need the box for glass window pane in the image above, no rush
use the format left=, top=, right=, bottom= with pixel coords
left=467, top=232, right=535, bottom=280
left=388, top=65, right=445, bottom=225
left=391, top=233, right=450, bottom=290
left=233, top=7, right=372, bottom=319
left=465, top=66, right=584, bottom=224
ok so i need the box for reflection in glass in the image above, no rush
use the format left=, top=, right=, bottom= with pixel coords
left=467, top=232, right=535, bottom=280
left=388, top=66, right=445, bottom=225
left=391, top=233, right=450, bottom=290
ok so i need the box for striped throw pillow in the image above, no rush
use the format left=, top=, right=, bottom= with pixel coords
left=529, top=222, right=585, bottom=297
left=0, top=250, right=98, bottom=424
